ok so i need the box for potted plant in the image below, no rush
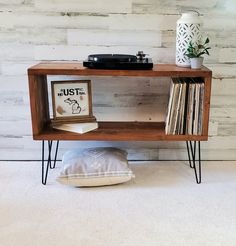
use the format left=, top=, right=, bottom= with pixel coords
left=185, top=38, right=211, bottom=69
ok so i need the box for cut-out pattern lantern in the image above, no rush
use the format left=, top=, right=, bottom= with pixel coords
left=176, top=12, right=202, bottom=67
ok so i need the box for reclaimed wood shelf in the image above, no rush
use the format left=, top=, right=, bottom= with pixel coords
left=28, top=62, right=212, bottom=142
left=34, top=122, right=208, bottom=141
left=28, top=62, right=211, bottom=77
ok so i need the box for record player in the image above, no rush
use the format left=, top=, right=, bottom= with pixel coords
left=83, top=51, right=153, bottom=70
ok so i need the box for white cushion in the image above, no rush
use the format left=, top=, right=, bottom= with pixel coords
left=57, top=148, right=134, bottom=187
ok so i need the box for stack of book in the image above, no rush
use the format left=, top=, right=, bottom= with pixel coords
left=165, top=77, right=204, bottom=135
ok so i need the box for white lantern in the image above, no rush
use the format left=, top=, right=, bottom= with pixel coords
left=176, top=12, right=202, bottom=67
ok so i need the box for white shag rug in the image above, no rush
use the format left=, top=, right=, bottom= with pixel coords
left=0, top=161, right=236, bottom=246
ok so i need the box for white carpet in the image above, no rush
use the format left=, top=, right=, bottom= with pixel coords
left=1, top=161, right=236, bottom=246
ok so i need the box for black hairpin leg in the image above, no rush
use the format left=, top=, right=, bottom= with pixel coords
left=41, top=140, right=60, bottom=185
left=50, top=140, right=59, bottom=169
left=186, top=141, right=194, bottom=168
left=186, top=141, right=201, bottom=184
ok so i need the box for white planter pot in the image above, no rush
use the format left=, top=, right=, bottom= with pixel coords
left=190, top=57, right=204, bottom=69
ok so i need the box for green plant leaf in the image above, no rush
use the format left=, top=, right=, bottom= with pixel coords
left=205, top=37, right=210, bottom=44
left=186, top=37, right=210, bottom=58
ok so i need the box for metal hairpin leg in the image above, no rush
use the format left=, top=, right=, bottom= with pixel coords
left=41, top=140, right=60, bottom=185
left=186, top=141, right=201, bottom=184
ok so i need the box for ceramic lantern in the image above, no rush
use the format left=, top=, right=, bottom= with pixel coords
left=176, top=12, right=202, bottom=67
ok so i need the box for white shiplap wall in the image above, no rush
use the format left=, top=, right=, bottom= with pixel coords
left=0, top=0, right=236, bottom=160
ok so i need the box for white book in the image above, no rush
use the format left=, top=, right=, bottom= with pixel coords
left=178, top=81, right=186, bottom=135
left=165, top=79, right=175, bottom=134
left=187, top=83, right=196, bottom=135
left=53, top=122, right=98, bottom=134
left=198, top=83, right=205, bottom=135
left=193, top=83, right=200, bottom=135
left=172, top=82, right=183, bottom=134
left=168, top=82, right=180, bottom=134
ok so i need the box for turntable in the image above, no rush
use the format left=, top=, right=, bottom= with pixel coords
left=83, top=51, right=153, bottom=70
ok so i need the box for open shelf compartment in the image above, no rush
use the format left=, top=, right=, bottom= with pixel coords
left=33, top=121, right=208, bottom=141
left=28, top=63, right=212, bottom=142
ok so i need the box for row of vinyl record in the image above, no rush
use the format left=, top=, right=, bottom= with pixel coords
left=165, top=77, right=204, bottom=135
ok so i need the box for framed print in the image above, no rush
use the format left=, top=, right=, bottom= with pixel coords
left=51, top=80, right=96, bottom=123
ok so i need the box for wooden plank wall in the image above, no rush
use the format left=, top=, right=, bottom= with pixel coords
left=0, top=0, right=236, bottom=160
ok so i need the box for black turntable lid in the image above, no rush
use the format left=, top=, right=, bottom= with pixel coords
left=88, top=54, right=137, bottom=63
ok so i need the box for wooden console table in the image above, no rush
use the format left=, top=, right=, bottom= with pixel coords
left=28, top=63, right=212, bottom=184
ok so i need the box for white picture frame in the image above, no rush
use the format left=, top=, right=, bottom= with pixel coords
left=51, top=80, right=95, bottom=123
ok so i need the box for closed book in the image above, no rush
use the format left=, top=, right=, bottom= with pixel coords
left=165, top=79, right=175, bottom=134
left=193, top=83, right=200, bottom=135
left=183, top=80, right=189, bottom=135
left=178, top=81, right=187, bottom=135
left=169, top=82, right=180, bottom=134
left=198, top=83, right=205, bottom=135
left=172, top=82, right=182, bottom=134
left=53, top=122, right=98, bottom=134
left=187, top=83, right=195, bottom=135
